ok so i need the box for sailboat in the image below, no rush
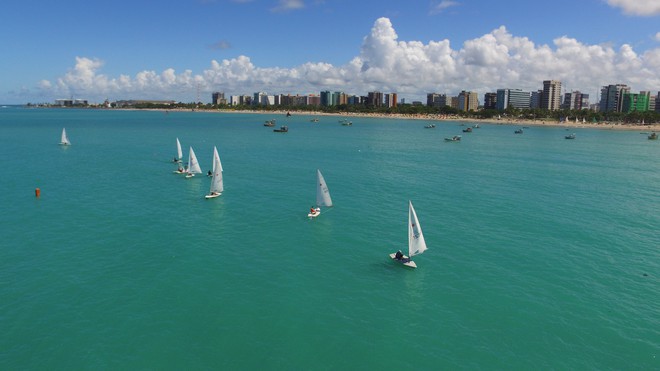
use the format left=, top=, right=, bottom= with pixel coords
left=185, top=147, right=202, bottom=178
left=389, top=201, right=428, bottom=268
left=308, top=169, right=333, bottom=218
left=59, top=128, right=71, bottom=146
left=205, top=146, right=224, bottom=199
left=173, top=138, right=183, bottom=163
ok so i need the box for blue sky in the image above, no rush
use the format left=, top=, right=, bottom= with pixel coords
left=1, top=0, right=659, bottom=104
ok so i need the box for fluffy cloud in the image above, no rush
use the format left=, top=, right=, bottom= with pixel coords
left=606, top=0, right=660, bottom=16
left=655, top=32, right=660, bottom=42
left=40, top=17, right=660, bottom=102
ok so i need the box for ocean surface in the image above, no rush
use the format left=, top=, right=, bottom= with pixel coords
left=1, top=106, right=658, bottom=370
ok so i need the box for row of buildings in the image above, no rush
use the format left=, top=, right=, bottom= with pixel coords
left=476, top=82, right=657, bottom=113
left=212, top=80, right=659, bottom=113
left=212, top=91, right=400, bottom=109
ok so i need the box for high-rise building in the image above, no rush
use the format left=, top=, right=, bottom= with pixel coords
left=496, top=89, right=509, bottom=110
left=641, top=91, right=655, bottom=112
left=621, top=92, right=649, bottom=113
left=599, top=84, right=630, bottom=112
left=496, top=89, right=530, bottom=110
left=508, top=89, right=531, bottom=109
left=348, top=95, right=362, bottom=105
left=450, top=96, right=459, bottom=109
left=230, top=95, right=251, bottom=106
left=655, top=92, right=660, bottom=113
left=385, top=93, right=397, bottom=108
left=307, top=95, right=321, bottom=106
left=483, top=93, right=497, bottom=110
left=530, top=90, right=542, bottom=109
left=457, top=91, right=479, bottom=111
left=211, top=92, right=226, bottom=105
left=541, top=80, right=562, bottom=110
left=427, top=93, right=448, bottom=107
left=367, top=91, right=384, bottom=107
left=561, top=91, right=589, bottom=110
left=320, top=91, right=331, bottom=106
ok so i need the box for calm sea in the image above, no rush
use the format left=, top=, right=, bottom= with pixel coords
left=1, top=106, right=658, bottom=370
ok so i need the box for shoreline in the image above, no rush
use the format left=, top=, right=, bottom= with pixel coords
left=229, top=109, right=660, bottom=132
left=129, top=107, right=660, bottom=132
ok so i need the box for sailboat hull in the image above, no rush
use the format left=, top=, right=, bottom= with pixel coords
left=205, top=193, right=221, bottom=199
left=389, top=253, right=417, bottom=268
left=308, top=208, right=321, bottom=218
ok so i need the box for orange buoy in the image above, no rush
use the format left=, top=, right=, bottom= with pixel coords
left=35, top=188, right=41, bottom=198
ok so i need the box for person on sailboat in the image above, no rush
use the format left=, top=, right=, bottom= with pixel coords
left=310, top=206, right=318, bottom=215
left=395, top=250, right=404, bottom=260
left=207, top=170, right=213, bottom=177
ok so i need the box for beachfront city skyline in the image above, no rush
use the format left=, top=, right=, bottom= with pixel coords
left=1, top=1, right=659, bottom=105
left=56, top=80, right=660, bottom=115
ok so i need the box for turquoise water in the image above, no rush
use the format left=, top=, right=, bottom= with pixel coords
left=1, top=107, right=658, bottom=369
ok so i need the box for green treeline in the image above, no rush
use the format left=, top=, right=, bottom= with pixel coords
left=129, top=101, right=660, bottom=124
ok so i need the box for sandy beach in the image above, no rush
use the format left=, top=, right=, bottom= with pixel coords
left=214, top=109, right=660, bottom=133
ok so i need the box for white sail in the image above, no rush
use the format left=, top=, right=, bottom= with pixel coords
left=209, top=148, right=224, bottom=194
left=316, top=169, right=332, bottom=207
left=60, top=128, right=70, bottom=145
left=187, top=147, right=202, bottom=174
left=212, top=146, right=223, bottom=173
left=176, top=138, right=182, bottom=160
left=408, top=201, right=427, bottom=257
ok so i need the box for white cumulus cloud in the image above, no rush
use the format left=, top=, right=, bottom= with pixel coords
left=39, top=17, right=660, bottom=103
left=606, top=0, right=660, bottom=16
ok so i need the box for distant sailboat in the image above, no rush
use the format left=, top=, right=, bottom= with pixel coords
left=185, top=147, right=202, bottom=178
left=173, top=138, right=183, bottom=163
left=390, top=201, right=428, bottom=268
left=205, top=146, right=224, bottom=199
left=59, top=128, right=71, bottom=146
left=308, top=169, right=333, bottom=218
